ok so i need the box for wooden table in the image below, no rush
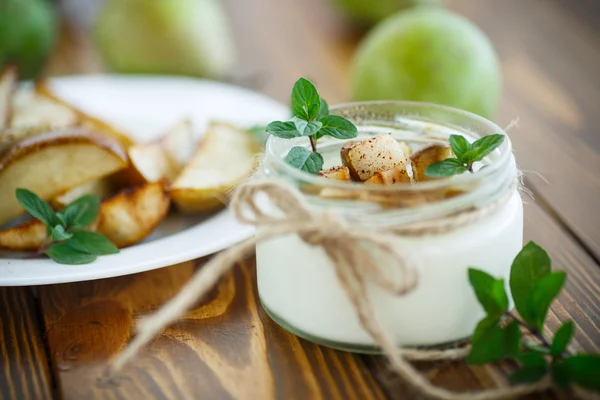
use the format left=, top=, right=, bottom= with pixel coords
left=1, top=0, right=599, bottom=398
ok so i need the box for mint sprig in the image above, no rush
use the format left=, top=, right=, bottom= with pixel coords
left=267, top=78, right=358, bottom=174
left=425, top=133, right=505, bottom=178
left=468, top=241, right=600, bottom=393
left=16, top=188, right=119, bottom=264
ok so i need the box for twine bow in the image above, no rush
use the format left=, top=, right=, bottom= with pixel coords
left=109, top=179, right=550, bottom=399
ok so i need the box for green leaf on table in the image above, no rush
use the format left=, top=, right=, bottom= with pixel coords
left=67, top=231, right=119, bottom=255
left=467, top=320, right=521, bottom=364
left=526, top=271, right=566, bottom=330
left=315, top=98, right=329, bottom=120
left=510, top=241, right=551, bottom=324
left=292, top=117, right=322, bottom=136
left=317, top=115, right=358, bottom=140
left=50, top=225, right=73, bottom=242
left=468, top=268, right=508, bottom=318
left=45, top=243, right=97, bottom=265
left=60, top=194, right=100, bottom=228
left=425, top=158, right=468, bottom=178
left=510, top=353, right=548, bottom=384
left=284, top=146, right=324, bottom=174
left=266, top=121, right=300, bottom=139
left=291, top=78, right=321, bottom=121
left=16, top=188, right=62, bottom=228
left=563, top=354, right=600, bottom=392
left=551, top=322, right=574, bottom=357
left=449, top=134, right=471, bottom=160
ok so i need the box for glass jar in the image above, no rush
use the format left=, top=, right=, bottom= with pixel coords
left=256, top=101, right=521, bottom=352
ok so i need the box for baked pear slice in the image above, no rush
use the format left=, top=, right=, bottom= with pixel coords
left=169, top=121, right=259, bottom=213
left=0, top=65, right=18, bottom=129
left=0, top=129, right=128, bottom=225
left=50, top=179, right=114, bottom=209
left=341, top=134, right=411, bottom=181
left=410, top=144, right=454, bottom=181
left=0, top=182, right=169, bottom=251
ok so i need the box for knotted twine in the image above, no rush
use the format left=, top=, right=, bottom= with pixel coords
left=109, top=179, right=551, bottom=399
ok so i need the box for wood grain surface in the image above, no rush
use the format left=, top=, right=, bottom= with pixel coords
left=1, top=0, right=599, bottom=399
left=0, top=288, right=52, bottom=400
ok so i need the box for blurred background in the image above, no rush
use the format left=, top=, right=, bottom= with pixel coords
left=2, top=0, right=599, bottom=252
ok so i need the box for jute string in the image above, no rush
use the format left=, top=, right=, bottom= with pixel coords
left=109, top=179, right=551, bottom=399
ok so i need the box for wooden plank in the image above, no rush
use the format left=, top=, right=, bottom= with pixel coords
left=37, top=261, right=386, bottom=400
left=0, top=287, right=53, bottom=400
left=364, top=199, right=600, bottom=399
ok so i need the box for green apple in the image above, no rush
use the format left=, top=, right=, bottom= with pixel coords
left=94, top=0, right=235, bottom=79
left=351, top=8, right=501, bottom=118
left=331, top=0, right=442, bottom=25
left=0, top=0, right=56, bottom=80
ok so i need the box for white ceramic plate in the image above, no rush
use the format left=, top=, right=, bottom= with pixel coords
left=0, top=75, right=288, bottom=286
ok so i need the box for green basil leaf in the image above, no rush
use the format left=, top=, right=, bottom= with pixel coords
left=16, top=188, right=61, bottom=228
left=51, top=225, right=73, bottom=242
left=509, top=241, right=551, bottom=324
left=467, top=320, right=521, bottom=365
left=316, top=98, right=329, bottom=120
left=551, top=322, right=574, bottom=357
left=291, top=78, right=321, bottom=121
left=67, top=231, right=119, bottom=255
left=470, top=133, right=505, bottom=161
left=318, top=115, right=358, bottom=140
left=526, top=271, right=566, bottom=330
left=563, top=354, right=600, bottom=392
left=292, top=117, right=323, bottom=136
left=61, top=195, right=100, bottom=229
left=266, top=121, right=300, bottom=139
left=424, top=158, right=468, bottom=178
left=468, top=268, right=508, bottom=318
left=449, top=134, right=470, bottom=160
left=284, top=147, right=323, bottom=174
left=45, top=243, right=97, bottom=265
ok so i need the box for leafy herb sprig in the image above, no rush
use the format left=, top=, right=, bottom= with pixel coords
left=16, top=189, right=119, bottom=264
left=266, top=78, right=358, bottom=174
left=468, top=241, right=600, bottom=393
left=425, top=133, right=505, bottom=178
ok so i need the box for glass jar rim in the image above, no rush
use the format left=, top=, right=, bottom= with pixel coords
left=265, top=100, right=513, bottom=193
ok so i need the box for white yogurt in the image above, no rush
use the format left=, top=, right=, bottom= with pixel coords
left=256, top=192, right=522, bottom=348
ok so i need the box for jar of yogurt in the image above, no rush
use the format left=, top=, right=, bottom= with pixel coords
left=257, top=101, right=521, bottom=352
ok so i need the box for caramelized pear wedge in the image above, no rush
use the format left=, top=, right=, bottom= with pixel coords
left=365, top=163, right=411, bottom=185
left=0, top=182, right=169, bottom=251
left=170, top=121, right=260, bottom=213
left=341, top=134, right=410, bottom=181
left=319, top=166, right=351, bottom=181
left=0, top=130, right=128, bottom=225
left=410, top=144, right=454, bottom=181
left=50, top=179, right=114, bottom=209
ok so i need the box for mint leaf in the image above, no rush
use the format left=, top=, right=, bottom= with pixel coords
left=510, top=241, right=551, bottom=324
left=449, top=134, right=470, bottom=160
left=316, top=98, right=329, bottom=120
left=471, top=315, right=500, bottom=343
left=291, top=78, right=321, bottom=121
left=284, top=147, right=323, bottom=174
left=317, top=115, right=358, bottom=139
left=45, top=243, right=97, bottom=265
left=425, top=158, right=468, bottom=178
left=526, top=271, right=566, bottom=330
left=67, top=231, right=119, bottom=255
left=16, top=188, right=62, bottom=228
left=510, top=353, right=548, bottom=384
left=563, top=355, right=600, bottom=392
left=551, top=360, right=571, bottom=388
left=470, top=134, right=505, bottom=161
left=292, top=117, right=322, bottom=136
left=468, top=268, right=508, bottom=318
left=60, top=194, right=100, bottom=229
left=551, top=322, right=574, bottom=357
left=525, top=343, right=551, bottom=355
left=51, top=225, right=73, bottom=242
left=467, top=320, right=521, bottom=364
left=266, top=121, right=300, bottom=139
